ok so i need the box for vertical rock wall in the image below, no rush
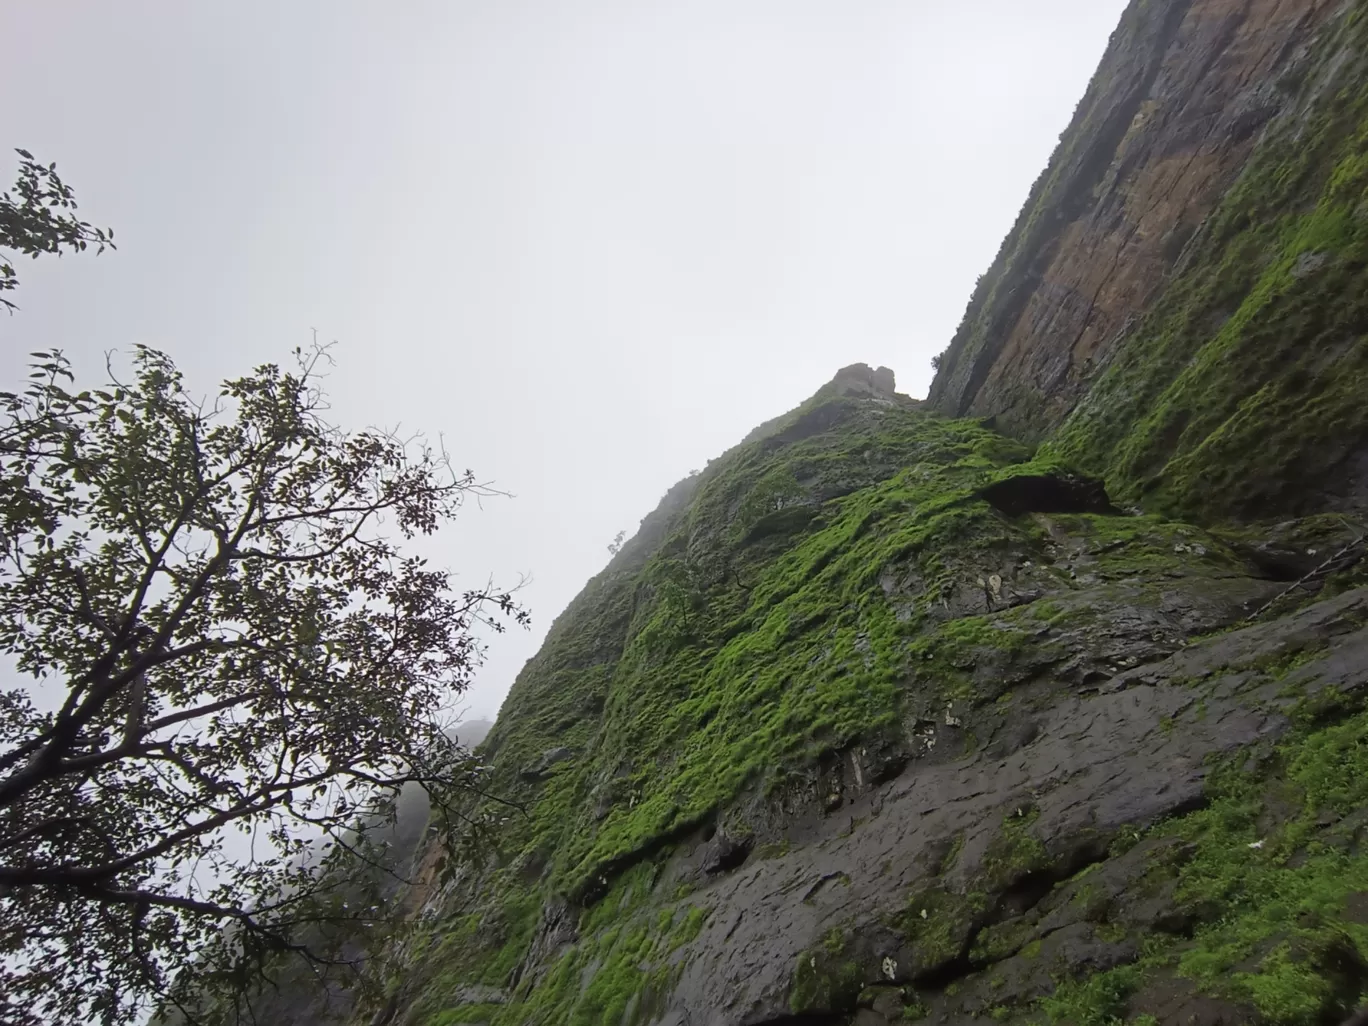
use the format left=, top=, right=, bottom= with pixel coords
left=928, top=0, right=1368, bottom=519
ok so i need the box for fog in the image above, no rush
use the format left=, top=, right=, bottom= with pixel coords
left=0, top=0, right=1127, bottom=719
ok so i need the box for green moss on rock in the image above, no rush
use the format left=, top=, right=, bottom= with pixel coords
left=1029, top=697, right=1368, bottom=1026
left=790, top=928, right=867, bottom=1015
left=896, top=887, right=987, bottom=978
left=1046, top=7, right=1368, bottom=521
left=473, top=398, right=1058, bottom=906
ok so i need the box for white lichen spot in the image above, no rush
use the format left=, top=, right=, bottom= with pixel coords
left=810, top=955, right=818, bottom=968
left=882, top=957, right=898, bottom=981
left=988, top=573, right=1002, bottom=597
left=944, top=705, right=961, bottom=727
left=919, top=908, right=928, bottom=919
left=1248, top=839, right=1265, bottom=849
left=851, top=752, right=865, bottom=789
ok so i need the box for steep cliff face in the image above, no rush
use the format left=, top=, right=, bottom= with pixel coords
left=928, top=0, right=1368, bottom=521
left=298, top=4, right=1368, bottom=1026
left=350, top=354, right=1368, bottom=1026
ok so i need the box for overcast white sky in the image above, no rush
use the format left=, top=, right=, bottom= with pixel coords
left=1, top=0, right=1127, bottom=721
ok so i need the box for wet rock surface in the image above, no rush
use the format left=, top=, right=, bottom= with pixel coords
left=317, top=413, right=1368, bottom=1026
left=333, top=375, right=1368, bottom=1026
left=701, top=834, right=755, bottom=877
left=977, top=471, right=1117, bottom=517
left=519, top=746, right=575, bottom=781
left=652, top=589, right=1368, bottom=1026
left=927, top=0, right=1341, bottom=437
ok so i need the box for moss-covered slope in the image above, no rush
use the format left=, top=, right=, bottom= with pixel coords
left=357, top=356, right=1368, bottom=1026
left=481, top=383, right=1042, bottom=906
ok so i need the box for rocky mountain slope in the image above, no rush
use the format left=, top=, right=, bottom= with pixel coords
left=371, top=365, right=1368, bottom=1026
left=293, top=2, right=1368, bottom=1025
left=927, top=0, right=1368, bottom=521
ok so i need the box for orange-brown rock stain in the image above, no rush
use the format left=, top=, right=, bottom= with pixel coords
left=933, top=0, right=1340, bottom=436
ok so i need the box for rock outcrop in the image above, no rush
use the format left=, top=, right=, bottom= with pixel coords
left=928, top=0, right=1368, bottom=521
left=828, top=364, right=899, bottom=400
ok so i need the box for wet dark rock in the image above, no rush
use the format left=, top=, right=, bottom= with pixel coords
left=519, top=746, right=574, bottom=781
left=977, top=471, right=1117, bottom=517
left=983, top=717, right=1040, bottom=761
left=514, top=899, right=579, bottom=991
left=1224, top=517, right=1368, bottom=586
left=654, top=590, right=1368, bottom=1025
left=1127, top=974, right=1260, bottom=1026
left=702, top=834, right=754, bottom=876
left=353, top=478, right=1368, bottom=1026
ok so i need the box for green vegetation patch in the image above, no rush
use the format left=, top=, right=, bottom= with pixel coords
left=1032, top=695, right=1368, bottom=1026
left=895, top=886, right=988, bottom=978
left=475, top=399, right=1061, bottom=904
left=790, top=928, right=868, bottom=1015
left=410, top=862, right=699, bottom=1026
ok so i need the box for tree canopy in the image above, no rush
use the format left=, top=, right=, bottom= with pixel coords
left=1, top=148, right=114, bottom=312
left=0, top=343, right=527, bottom=1026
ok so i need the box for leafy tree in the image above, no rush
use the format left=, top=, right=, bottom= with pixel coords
left=0, top=344, right=527, bottom=1026
left=638, top=556, right=705, bottom=651
left=1, top=148, right=115, bottom=312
